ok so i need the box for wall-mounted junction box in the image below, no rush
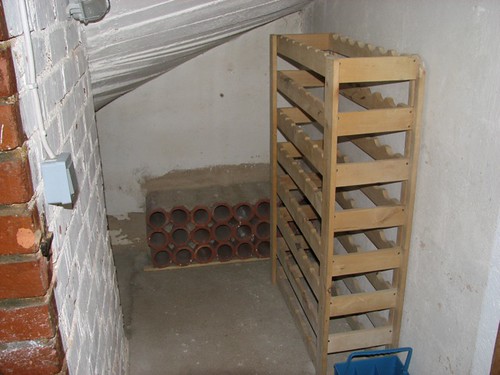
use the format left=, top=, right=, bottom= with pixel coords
left=41, top=153, right=77, bottom=206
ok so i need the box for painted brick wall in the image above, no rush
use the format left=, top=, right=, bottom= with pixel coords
left=0, top=1, right=128, bottom=374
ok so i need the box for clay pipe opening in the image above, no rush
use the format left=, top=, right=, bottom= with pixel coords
left=152, top=249, right=173, bottom=268
left=236, top=241, right=253, bottom=259
left=255, top=220, right=270, bottom=240
left=171, top=227, right=189, bottom=246
left=191, top=226, right=211, bottom=245
left=234, top=202, right=254, bottom=222
left=194, top=245, right=216, bottom=264
left=255, top=199, right=270, bottom=220
left=212, top=203, right=233, bottom=223
left=173, top=247, right=194, bottom=266
left=255, top=240, right=271, bottom=258
left=170, top=206, right=190, bottom=226
left=216, top=242, right=235, bottom=262
left=147, top=208, right=169, bottom=229
left=148, top=229, right=169, bottom=250
left=191, top=205, right=211, bottom=226
left=235, top=222, right=252, bottom=241
left=212, top=223, right=233, bottom=242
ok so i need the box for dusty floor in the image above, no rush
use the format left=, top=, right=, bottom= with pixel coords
left=109, top=166, right=341, bottom=374
left=112, top=219, right=318, bottom=374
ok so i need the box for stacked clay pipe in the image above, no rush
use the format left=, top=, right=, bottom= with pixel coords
left=147, top=199, right=271, bottom=268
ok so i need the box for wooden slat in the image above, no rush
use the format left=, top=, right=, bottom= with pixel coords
left=280, top=174, right=322, bottom=194
left=351, top=136, right=402, bottom=160
left=332, top=248, right=402, bottom=277
left=277, top=35, right=328, bottom=76
left=276, top=265, right=317, bottom=362
left=336, top=159, right=410, bottom=187
left=280, top=70, right=324, bottom=87
left=335, top=233, right=392, bottom=291
left=337, top=107, right=413, bottom=136
left=277, top=110, right=324, bottom=174
left=279, top=202, right=317, bottom=223
left=277, top=218, right=320, bottom=298
left=270, top=35, right=279, bottom=284
left=277, top=71, right=326, bottom=127
left=277, top=246, right=319, bottom=333
left=278, top=148, right=323, bottom=215
left=335, top=191, right=395, bottom=252
left=331, top=286, right=367, bottom=332
left=341, top=86, right=401, bottom=110
left=328, top=326, right=393, bottom=353
left=389, top=63, right=426, bottom=348
left=330, top=34, right=398, bottom=58
left=339, top=277, right=389, bottom=328
left=280, top=107, right=312, bottom=124
left=284, top=33, right=331, bottom=51
left=279, top=141, right=323, bottom=158
left=334, top=206, right=406, bottom=232
left=361, top=186, right=399, bottom=206
left=330, top=289, right=398, bottom=317
left=316, top=57, right=340, bottom=375
left=277, top=184, right=322, bottom=260
left=338, top=56, right=419, bottom=83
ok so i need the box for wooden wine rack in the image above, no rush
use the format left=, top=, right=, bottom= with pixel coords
left=270, top=33, right=425, bottom=374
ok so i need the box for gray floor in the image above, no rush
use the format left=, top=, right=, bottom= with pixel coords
left=112, top=240, right=318, bottom=375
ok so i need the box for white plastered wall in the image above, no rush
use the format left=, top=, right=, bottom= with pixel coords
left=96, top=12, right=303, bottom=216
left=303, top=0, right=500, bottom=373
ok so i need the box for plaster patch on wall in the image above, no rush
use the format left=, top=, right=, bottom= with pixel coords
left=109, top=229, right=134, bottom=246
left=107, top=213, right=146, bottom=246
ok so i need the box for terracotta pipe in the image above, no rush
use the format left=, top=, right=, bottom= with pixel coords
left=255, top=220, right=270, bottom=240
left=235, top=221, right=252, bottom=241
left=147, top=229, right=169, bottom=250
left=212, top=223, right=234, bottom=243
left=233, top=202, right=254, bottom=222
left=147, top=208, right=169, bottom=229
left=255, top=199, right=270, bottom=220
left=193, top=245, right=216, bottom=264
left=236, top=241, right=253, bottom=259
left=171, top=226, right=189, bottom=246
left=216, top=242, right=235, bottom=262
left=190, top=226, right=211, bottom=245
left=173, top=247, right=194, bottom=266
left=151, top=249, right=173, bottom=268
left=191, top=205, right=212, bottom=226
left=170, top=205, right=190, bottom=226
left=212, top=202, right=233, bottom=223
left=255, top=240, right=271, bottom=258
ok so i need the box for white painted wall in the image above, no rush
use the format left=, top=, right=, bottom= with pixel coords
left=303, top=0, right=500, bottom=373
left=4, top=0, right=128, bottom=373
left=96, top=13, right=303, bottom=216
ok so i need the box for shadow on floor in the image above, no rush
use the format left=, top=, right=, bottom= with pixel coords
left=112, top=243, right=317, bottom=375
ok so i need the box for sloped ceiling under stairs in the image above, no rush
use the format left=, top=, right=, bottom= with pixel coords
left=84, top=0, right=312, bottom=110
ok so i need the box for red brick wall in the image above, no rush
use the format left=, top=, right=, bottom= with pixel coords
left=0, top=2, right=66, bottom=373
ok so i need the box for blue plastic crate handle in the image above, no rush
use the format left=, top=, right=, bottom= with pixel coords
left=345, top=347, right=413, bottom=373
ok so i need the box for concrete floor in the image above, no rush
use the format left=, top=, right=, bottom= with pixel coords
left=109, top=166, right=345, bottom=374
left=113, top=242, right=316, bottom=375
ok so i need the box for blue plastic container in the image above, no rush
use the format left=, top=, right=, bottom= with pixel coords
left=334, top=347, right=412, bottom=375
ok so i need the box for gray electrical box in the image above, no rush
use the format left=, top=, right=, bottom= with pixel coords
left=68, top=0, right=110, bottom=24
left=41, top=153, right=77, bottom=206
